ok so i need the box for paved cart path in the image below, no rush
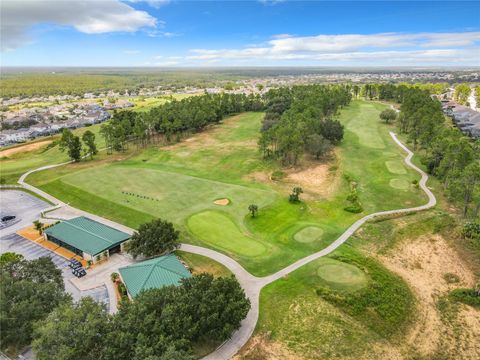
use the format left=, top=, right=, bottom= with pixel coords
left=15, top=131, right=436, bottom=360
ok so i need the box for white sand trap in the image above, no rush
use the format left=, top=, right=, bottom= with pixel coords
left=213, top=198, right=230, bottom=206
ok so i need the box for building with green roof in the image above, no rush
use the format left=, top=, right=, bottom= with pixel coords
left=119, top=254, right=192, bottom=298
left=43, top=216, right=130, bottom=263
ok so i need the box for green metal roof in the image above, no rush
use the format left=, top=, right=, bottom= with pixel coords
left=119, top=254, right=192, bottom=297
left=43, top=216, right=130, bottom=256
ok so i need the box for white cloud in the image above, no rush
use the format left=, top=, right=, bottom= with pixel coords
left=185, top=32, right=480, bottom=66
left=147, top=30, right=179, bottom=38
left=1, top=0, right=157, bottom=51
left=127, top=0, right=171, bottom=9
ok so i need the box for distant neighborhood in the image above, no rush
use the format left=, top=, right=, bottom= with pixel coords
left=0, top=100, right=133, bottom=146
left=2, top=70, right=480, bottom=147
left=442, top=101, right=480, bottom=139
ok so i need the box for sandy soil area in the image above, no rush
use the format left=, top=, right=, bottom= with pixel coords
left=379, top=234, right=479, bottom=359
left=286, top=163, right=340, bottom=198
left=234, top=332, right=302, bottom=360
left=0, top=140, right=52, bottom=157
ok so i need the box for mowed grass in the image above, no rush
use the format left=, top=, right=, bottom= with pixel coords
left=315, top=258, right=367, bottom=292
left=176, top=251, right=232, bottom=278
left=187, top=211, right=269, bottom=257
left=27, top=101, right=427, bottom=275
left=0, top=123, right=105, bottom=184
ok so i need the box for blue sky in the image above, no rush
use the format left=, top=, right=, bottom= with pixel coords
left=1, top=0, right=479, bottom=67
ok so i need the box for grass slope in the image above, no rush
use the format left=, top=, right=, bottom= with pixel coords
left=0, top=123, right=105, bottom=184
left=257, top=244, right=413, bottom=359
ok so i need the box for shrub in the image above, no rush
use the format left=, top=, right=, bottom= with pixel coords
left=271, top=170, right=286, bottom=180
left=443, top=273, right=460, bottom=284
left=344, top=204, right=364, bottom=213
left=346, top=191, right=358, bottom=202
left=117, top=282, right=128, bottom=300
left=463, top=222, right=480, bottom=240
left=111, top=272, right=119, bottom=283
left=288, top=187, right=303, bottom=203
left=448, top=288, right=480, bottom=308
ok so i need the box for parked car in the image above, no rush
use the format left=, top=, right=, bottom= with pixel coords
left=72, top=268, right=87, bottom=278
left=68, top=259, right=82, bottom=269
left=70, top=262, right=83, bottom=270
left=1, top=215, right=16, bottom=222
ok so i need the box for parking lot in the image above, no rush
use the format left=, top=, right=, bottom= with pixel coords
left=1, top=233, right=110, bottom=307
left=0, top=190, right=51, bottom=238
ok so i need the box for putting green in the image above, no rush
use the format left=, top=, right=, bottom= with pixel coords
left=294, top=226, right=324, bottom=243
left=317, top=259, right=367, bottom=292
left=385, top=160, right=407, bottom=174
left=389, top=178, right=410, bottom=190
left=187, top=210, right=267, bottom=257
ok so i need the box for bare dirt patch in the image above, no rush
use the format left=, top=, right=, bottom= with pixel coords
left=234, top=332, right=302, bottom=360
left=213, top=198, right=229, bottom=206
left=285, top=162, right=341, bottom=199
left=378, top=234, right=479, bottom=359
left=0, top=140, right=52, bottom=157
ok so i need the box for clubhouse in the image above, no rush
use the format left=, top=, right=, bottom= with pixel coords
left=119, top=254, right=192, bottom=298
left=43, top=216, right=131, bottom=264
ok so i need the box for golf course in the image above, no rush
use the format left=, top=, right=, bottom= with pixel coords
left=23, top=100, right=427, bottom=276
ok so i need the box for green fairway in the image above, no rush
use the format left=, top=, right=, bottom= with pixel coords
left=187, top=211, right=268, bottom=257
left=389, top=178, right=411, bottom=190
left=26, top=101, right=427, bottom=275
left=293, top=226, right=324, bottom=243
left=385, top=160, right=407, bottom=174
left=59, top=165, right=276, bottom=226
left=316, top=258, right=367, bottom=292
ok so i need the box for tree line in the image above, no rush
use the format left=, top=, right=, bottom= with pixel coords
left=32, top=274, right=249, bottom=360
left=258, top=85, right=350, bottom=166
left=376, top=84, right=479, bottom=219
left=99, top=92, right=264, bottom=153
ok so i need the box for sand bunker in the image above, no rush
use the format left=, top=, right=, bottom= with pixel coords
left=213, top=198, right=230, bottom=206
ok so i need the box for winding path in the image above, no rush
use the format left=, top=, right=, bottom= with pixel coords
left=15, top=131, right=436, bottom=360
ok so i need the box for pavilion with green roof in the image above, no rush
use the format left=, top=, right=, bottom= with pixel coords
left=43, top=216, right=131, bottom=263
left=118, top=254, right=192, bottom=298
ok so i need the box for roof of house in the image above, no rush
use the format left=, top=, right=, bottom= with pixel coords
left=43, top=216, right=130, bottom=256
left=119, top=254, right=192, bottom=297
